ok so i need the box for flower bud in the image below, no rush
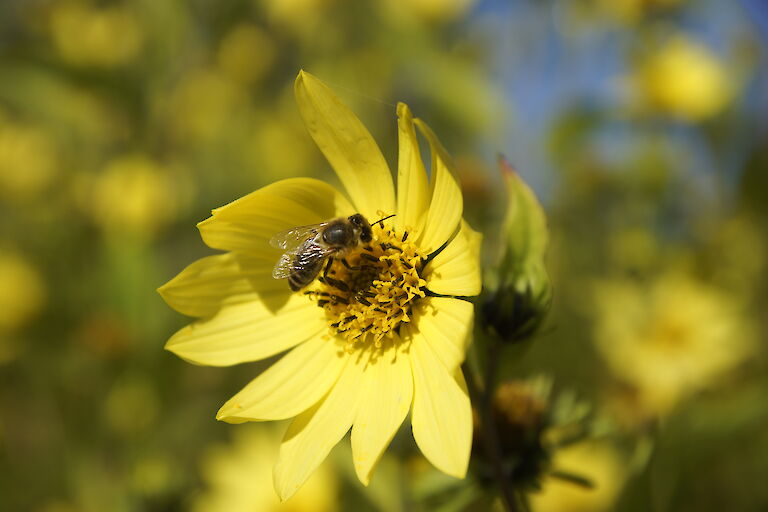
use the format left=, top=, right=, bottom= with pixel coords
left=482, top=156, right=551, bottom=343
left=473, top=377, right=601, bottom=498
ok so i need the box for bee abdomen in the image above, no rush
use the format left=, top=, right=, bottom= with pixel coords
left=288, top=276, right=304, bottom=291
left=288, top=257, right=324, bottom=291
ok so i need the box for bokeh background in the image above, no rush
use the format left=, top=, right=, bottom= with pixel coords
left=1, top=0, right=766, bottom=510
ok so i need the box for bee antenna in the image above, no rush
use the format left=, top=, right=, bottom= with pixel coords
left=373, top=214, right=396, bottom=227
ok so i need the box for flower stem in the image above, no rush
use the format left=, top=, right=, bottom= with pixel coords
left=466, top=340, right=518, bottom=512
left=484, top=341, right=519, bottom=512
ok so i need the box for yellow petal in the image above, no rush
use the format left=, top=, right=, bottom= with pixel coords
left=395, top=102, right=429, bottom=237
left=165, top=295, right=325, bottom=366
left=198, top=178, right=353, bottom=254
left=294, top=70, right=395, bottom=219
left=217, top=334, right=347, bottom=423
left=351, top=347, right=413, bottom=485
left=414, top=297, right=474, bottom=371
left=424, top=221, right=482, bottom=297
left=410, top=337, right=472, bottom=478
left=413, top=119, right=463, bottom=254
left=158, top=253, right=286, bottom=318
left=274, top=353, right=366, bottom=501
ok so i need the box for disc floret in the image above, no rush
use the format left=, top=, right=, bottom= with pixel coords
left=306, top=222, right=426, bottom=350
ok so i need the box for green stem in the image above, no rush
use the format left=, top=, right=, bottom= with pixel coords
left=467, top=338, right=518, bottom=512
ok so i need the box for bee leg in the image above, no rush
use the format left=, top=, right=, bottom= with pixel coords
left=320, top=257, right=351, bottom=292
left=322, top=257, right=334, bottom=278
left=341, top=258, right=361, bottom=271
left=325, top=276, right=350, bottom=292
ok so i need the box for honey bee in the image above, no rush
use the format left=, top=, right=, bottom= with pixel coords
left=271, top=213, right=393, bottom=291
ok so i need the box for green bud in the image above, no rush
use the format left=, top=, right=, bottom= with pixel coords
left=482, top=155, right=551, bottom=343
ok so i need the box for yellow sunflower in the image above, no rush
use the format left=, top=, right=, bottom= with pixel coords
left=159, top=70, right=481, bottom=500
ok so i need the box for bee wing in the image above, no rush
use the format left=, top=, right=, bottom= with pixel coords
left=271, top=241, right=335, bottom=280
left=272, top=252, right=297, bottom=279
left=269, top=222, right=329, bottom=251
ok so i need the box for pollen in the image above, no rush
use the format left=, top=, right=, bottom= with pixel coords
left=304, top=222, right=426, bottom=350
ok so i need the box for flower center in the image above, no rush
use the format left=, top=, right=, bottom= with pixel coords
left=304, top=223, right=426, bottom=350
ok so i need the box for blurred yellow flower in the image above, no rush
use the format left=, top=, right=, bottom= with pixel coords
left=380, top=0, right=478, bottom=23
left=194, top=425, right=338, bottom=512
left=258, top=0, right=333, bottom=35
left=529, top=441, right=626, bottom=512
left=104, top=375, right=160, bottom=437
left=49, top=1, right=143, bottom=67
left=160, top=71, right=480, bottom=499
left=0, top=249, right=46, bottom=364
left=166, top=69, right=250, bottom=145
left=706, top=217, right=767, bottom=295
left=217, top=24, right=276, bottom=86
left=0, top=250, right=46, bottom=333
left=608, top=228, right=659, bottom=272
left=249, top=115, right=316, bottom=181
left=0, top=119, right=58, bottom=198
left=592, top=273, right=755, bottom=415
left=628, top=34, right=734, bottom=121
left=89, top=154, right=188, bottom=237
left=131, top=454, right=173, bottom=498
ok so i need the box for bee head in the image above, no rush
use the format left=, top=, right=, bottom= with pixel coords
left=348, top=213, right=372, bottom=243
